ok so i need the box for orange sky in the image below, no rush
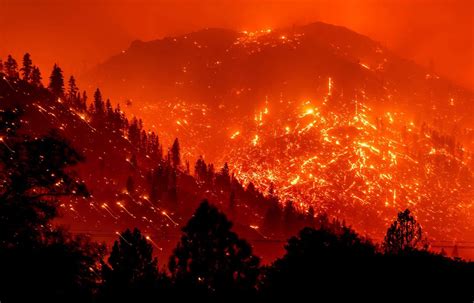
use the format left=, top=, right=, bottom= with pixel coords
left=0, top=0, right=473, bottom=90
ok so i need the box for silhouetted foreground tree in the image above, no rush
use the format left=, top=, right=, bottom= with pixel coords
left=260, top=224, right=376, bottom=301
left=261, top=209, right=474, bottom=302
left=0, top=105, right=102, bottom=303
left=383, top=208, right=428, bottom=254
left=99, top=228, right=168, bottom=302
left=48, top=64, right=64, bottom=96
left=169, top=200, right=260, bottom=301
left=0, top=121, right=88, bottom=246
left=1, top=229, right=103, bottom=303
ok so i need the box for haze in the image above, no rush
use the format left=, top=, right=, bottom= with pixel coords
left=0, top=0, right=472, bottom=90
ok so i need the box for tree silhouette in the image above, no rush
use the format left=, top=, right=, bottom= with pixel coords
left=0, top=109, right=100, bottom=303
left=169, top=200, right=260, bottom=300
left=194, top=156, right=208, bottom=182
left=127, top=117, right=141, bottom=147
left=0, top=228, right=104, bottom=303
left=48, top=64, right=65, bottom=96
left=261, top=226, right=376, bottom=301
left=216, top=162, right=231, bottom=189
left=4, top=55, right=19, bottom=80
left=383, top=209, right=427, bottom=254
left=67, top=76, right=78, bottom=100
left=31, top=66, right=42, bottom=86
left=21, top=53, right=33, bottom=81
left=93, top=88, right=104, bottom=114
left=0, top=111, right=88, bottom=246
left=105, top=98, right=113, bottom=119
left=100, top=228, right=162, bottom=302
left=171, top=138, right=181, bottom=168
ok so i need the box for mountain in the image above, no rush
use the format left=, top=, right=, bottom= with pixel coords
left=81, top=22, right=474, bottom=245
left=84, top=22, right=474, bottom=161
left=3, top=21, right=474, bottom=260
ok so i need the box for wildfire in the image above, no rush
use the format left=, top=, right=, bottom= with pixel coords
left=224, top=89, right=474, bottom=240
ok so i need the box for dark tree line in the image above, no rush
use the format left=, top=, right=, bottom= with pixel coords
left=51, top=202, right=474, bottom=302
left=1, top=54, right=164, bottom=165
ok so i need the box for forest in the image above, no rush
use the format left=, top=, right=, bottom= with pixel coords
left=1, top=54, right=474, bottom=302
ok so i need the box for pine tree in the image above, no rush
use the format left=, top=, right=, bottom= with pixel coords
left=147, top=132, right=161, bottom=162
left=105, top=99, right=113, bottom=119
left=4, top=55, right=19, bottom=80
left=81, top=91, right=88, bottom=111
left=67, top=76, right=78, bottom=101
left=100, top=228, right=160, bottom=302
left=48, top=64, right=65, bottom=96
left=169, top=201, right=260, bottom=299
left=383, top=209, right=428, bottom=254
left=171, top=138, right=181, bottom=168
left=128, top=118, right=141, bottom=147
left=207, top=163, right=215, bottom=184
left=0, top=115, right=88, bottom=246
left=31, top=66, right=42, bottom=86
left=21, top=53, right=33, bottom=81
left=194, top=156, right=207, bottom=182
left=217, top=162, right=231, bottom=188
left=93, top=88, right=104, bottom=114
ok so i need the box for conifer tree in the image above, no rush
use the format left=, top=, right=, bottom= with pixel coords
left=4, top=55, right=19, bottom=80
left=100, top=228, right=160, bottom=302
left=31, top=66, right=42, bottom=86
left=21, top=53, right=33, bottom=81
left=169, top=201, right=260, bottom=300
left=67, top=76, right=78, bottom=101
left=171, top=138, right=181, bottom=168
left=48, top=64, right=65, bottom=96
left=383, top=209, right=428, bottom=254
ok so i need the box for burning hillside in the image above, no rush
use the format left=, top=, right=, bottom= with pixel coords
left=224, top=84, right=474, bottom=241
left=83, top=22, right=474, bottom=243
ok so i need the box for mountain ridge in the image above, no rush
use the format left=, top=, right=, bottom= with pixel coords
left=82, top=21, right=473, bottom=163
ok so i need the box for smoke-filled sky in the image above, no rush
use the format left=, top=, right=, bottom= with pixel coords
left=0, top=0, right=472, bottom=89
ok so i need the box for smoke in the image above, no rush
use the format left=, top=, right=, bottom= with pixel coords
left=0, top=0, right=472, bottom=89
